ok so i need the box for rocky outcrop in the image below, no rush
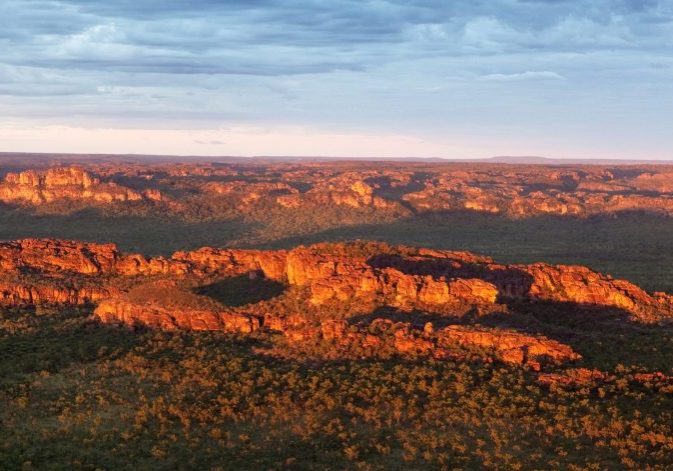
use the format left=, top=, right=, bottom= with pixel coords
left=0, top=239, right=121, bottom=275
left=2, top=237, right=671, bottom=371
left=519, top=263, right=673, bottom=319
left=0, top=239, right=285, bottom=278
left=95, top=298, right=259, bottom=332
left=0, top=276, right=113, bottom=306
left=5, top=161, right=673, bottom=220
left=538, top=368, right=608, bottom=387
left=284, top=244, right=673, bottom=321
left=2, top=238, right=671, bottom=323
left=94, top=280, right=259, bottom=333
left=0, top=166, right=162, bottom=205
left=0, top=237, right=670, bottom=371
left=263, top=316, right=580, bottom=368
left=171, top=247, right=288, bottom=280
left=4, top=167, right=98, bottom=188
left=284, top=245, right=500, bottom=312
left=276, top=179, right=395, bottom=210
left=437, top=325, right=581, bottom=369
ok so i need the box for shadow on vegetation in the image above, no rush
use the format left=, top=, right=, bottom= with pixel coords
left=0, top=308, right=141, bottom=385
left=3, top=202, right=673, bottom=294
left=0, top=206, right=255, bottom=255
left=364, top=173, right=430, bottom=213
left=196, top=274, right=286, bottom=307
left=260, top=210, right=673, bottom=293
left=477, top=299, right=673, bottom=371
left=348, top=305, right=471, bottom=329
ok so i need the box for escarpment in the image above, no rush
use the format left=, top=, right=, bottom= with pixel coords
left=94, top=280, right=260, bottom=333
left=1, top=238, right=672, bottom=370
left=0, top=166, right=165, bottom=205
left=8, top=162, right=673, bottom=224
left=2, top=239, right=671, bottom=320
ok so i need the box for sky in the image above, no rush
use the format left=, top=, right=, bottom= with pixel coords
left=1, top=0, right=673, bottom=158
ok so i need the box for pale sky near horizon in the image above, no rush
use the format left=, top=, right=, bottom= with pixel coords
left=1, top=0, right=673, bottom=158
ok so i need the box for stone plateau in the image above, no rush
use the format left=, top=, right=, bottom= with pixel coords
left=0, top=238, right=671, bottom=370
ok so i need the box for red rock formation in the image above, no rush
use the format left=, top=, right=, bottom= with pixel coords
left=538, top=368, right=608, bottom=387
left=437, top=325, right=581, bottom=369
left=263, top=316, right=581, bottom=368
left=95, top=281, right=259, bottom=333
left=0, top=276, right=113, bottom=306
left=95, top=299, right=259, bottom=332
left=1, top=237, right=672, bottom=370
left=0, top=239, right=120, bottom=275
left=6, top=160, right=673, bottom=219
left=285, top=244, right=501, bottom=311
left=276, top=179, right=395, bottom=210
left=2, top=238, right=670, bottom=324
left=0, top=238, right=287, bottom=278
left=0, top=238, right=669, bottom=322
left=0, top=166, right=161, bottom=205
left=171, top=247, right=288, bottom=280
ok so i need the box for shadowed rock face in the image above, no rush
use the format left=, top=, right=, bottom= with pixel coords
left=0, top=238, right=671, bottom=369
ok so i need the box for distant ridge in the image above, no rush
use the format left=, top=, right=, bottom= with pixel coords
left=0, top=151, right=672, bottom=165
left=483, top=156, right=557, bottom=164
left=481, top=156, right=673, bottom=165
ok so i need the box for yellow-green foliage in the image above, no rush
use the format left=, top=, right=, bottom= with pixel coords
left=2, top=308, right=673, bottom=470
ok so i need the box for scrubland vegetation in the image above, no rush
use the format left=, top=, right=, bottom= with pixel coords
left=4, top=162, right=673, bottom=469
left=3, top=307, right=673, bottom=470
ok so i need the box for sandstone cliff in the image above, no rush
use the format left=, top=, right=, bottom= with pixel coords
left=2, top=238, right=670, bottom=322
left=0, top=167, right=163, bottom=205
left=1, top=238, right=671, bottom=370
left=6, top=161, right=673, bottom=220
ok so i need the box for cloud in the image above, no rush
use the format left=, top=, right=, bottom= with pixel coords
left=1, top=0, right=673, bottom=158
left=195, top=139, right=226, bottom=145
left=478, top=70, right=565, bottom=81
left=3, top=0, right=670, bottom=78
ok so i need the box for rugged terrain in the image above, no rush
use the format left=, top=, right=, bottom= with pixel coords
left=6, top=159, right=673, bottom=221
left=4, top=157, right=673, bottom=469
left=1, top=237, right=672, bottom=376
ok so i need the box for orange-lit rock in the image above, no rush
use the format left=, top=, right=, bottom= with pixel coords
left=0, top=166, right=161, bottom=205
left=438, top=325, right=582, bottom=367
left=0, top=277, right=113, bottom=306
left=95, top=298, right=260, bottom=333
left=1, top=237, right=672, bottom=370
left=93, top=280, right=260, bottom=333
left=538, top=368, right=608, bottom=387
left=2, top=239, right=672, bottom=323
left=6, top=161, right=673, bottom=220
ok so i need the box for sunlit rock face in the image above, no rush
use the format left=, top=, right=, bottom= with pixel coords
left=0, top=237, right=671, bottom=372
left=0, top=166, right=159, bottom=204
left=4, top=162, right=673, bottom=223
left=94, top=280, right=260, bottom=333
left=0, top=238, right=670, bottom=323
